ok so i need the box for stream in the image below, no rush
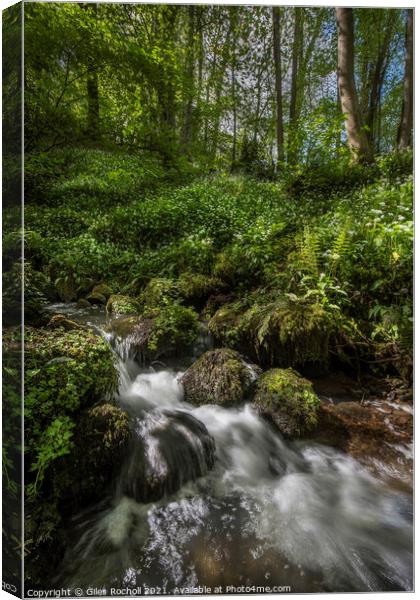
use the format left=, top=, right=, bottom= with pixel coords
left=47, top=303, right=413, bottom=593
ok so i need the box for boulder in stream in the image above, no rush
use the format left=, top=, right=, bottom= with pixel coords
left=119, top=410, right=215, bottom=503
left=106, top=294, right=140, bottom=315
left=47, top=314, right=87, bottom=331
left=86, top=291, right=107, bottom=305
left=181, top=348, right=261, bottom=406
left=253, top=368, right=320, bottom=437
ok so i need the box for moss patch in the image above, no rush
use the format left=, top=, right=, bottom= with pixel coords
left=86, top=291, right=107, bottom=305
left=254, top=368, right=320, bottom=437
left=106, top=293, right=140, bottom=315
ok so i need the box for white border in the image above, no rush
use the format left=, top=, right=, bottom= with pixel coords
left=0, top=1, right=416, bottom=599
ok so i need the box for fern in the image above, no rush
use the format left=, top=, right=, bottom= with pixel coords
left=329, top=221, right=351, bottom=277
left=301, top=225, right=321, bottom=278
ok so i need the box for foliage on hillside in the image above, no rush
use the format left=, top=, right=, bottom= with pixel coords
left=20, top=148, right=413, bottom=380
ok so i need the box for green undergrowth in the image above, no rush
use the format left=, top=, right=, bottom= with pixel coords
left=15, top=147, right=413, bottom=379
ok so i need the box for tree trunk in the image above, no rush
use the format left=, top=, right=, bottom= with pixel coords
left=181, top=5, right=195, bottom=150
left=253, top=67, right=263, bottom=145
left=335, top=7, right=371, bottom=162
left=211, top=14, right=233, bottom=158
left=87, top=71, right=100, bottom=139
left=366, top=12, right=396, bottom=148
left=272, top=6, right=284, bottom=166
left=231, top=63, right=237, bottom=167
left=83, top=3, right=100, bottom=140
left=193, top=6, right=204, bottom=143
left=397, top=9, right=413, bottom=150
left=230, top=8, right=238, bottom=169
left=288, top=7, right=303, bottom=164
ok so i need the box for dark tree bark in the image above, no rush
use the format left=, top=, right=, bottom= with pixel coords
left=87, top=70, right=100, bottom=139
left=272, top=6, right=284, bottom=166
left=181, top=5, right=195, bottom=149
left=83, top=3, right=100, bottom=140
left=398, top=9, right=413, bottom=150
left=230, top=7, right=239, bottom=168
left=366, top=12, right=396, bottom=149
left=211, top=12, right=233, bottom=158
left=335, top=7, right=371, bottom=161
left=288, top=7, right=303, bottom=164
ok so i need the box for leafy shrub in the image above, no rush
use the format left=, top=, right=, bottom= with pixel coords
left=148, top=304, right=199, bottom=354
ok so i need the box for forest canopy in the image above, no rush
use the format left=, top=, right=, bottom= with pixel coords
left=24, top=3, right=412, bottom=169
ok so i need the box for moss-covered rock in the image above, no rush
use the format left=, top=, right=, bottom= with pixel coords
left=66, top=403, right=131, bottom=505
left=47, top=314, right=86, bottom=331
left=209, top=298, right=334, bottom=371
left=23, top=327, right=121, bottom=585
left=54, top=272, right=81, bottom=303
left=181, top=348, right=260, bottom=406
left=148, top=304, right=199, bottom=355
left=106, top=294, right=140, bottom=315
left=177, top=272, right=224, bottom=308
left=86, top=291, right=107, bottom=305
left=253, top=368, right=320, bottom=437
left=91, top=283, right=112, bottom=299
left=109, top=305, right=199, bottom=363
left=243, top=300, right=333, bottom=368
left=24, top=326, right=119, bottom=493
left=120, top=411, right=215, bottom=503
left=76, top=298, right=91, bottom=308
left=208, top=303, right=242, bottom=347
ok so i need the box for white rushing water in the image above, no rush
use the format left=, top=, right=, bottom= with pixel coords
left=53, top=306, right=413, bottom=593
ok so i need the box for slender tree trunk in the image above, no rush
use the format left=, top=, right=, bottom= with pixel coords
left=156, top=6, right=178, bottom=166
left=335, top=7, right=372, bottom=162
left=272, top=6, right=284, bottom=166
left=336, top=73, right=341, bottom=158
left=366, top=12, right=396, bottom=148
left=194, top=7, right=204, bottom=142
left=253, top=67, right=263, bottom=145
left=296, top=9, right=322, bottom=122
left=230, top=8, right=238, bottom=169
left=83, top=3, right=100, bottom=140
left=87, top=70, right=100, bottom=139
left=288, top=7, right=303, bottom=164
left=181, top=5, right=195, bottom=149
left=211, top=14, right=233, bottom=158
left=231, top=63, right=237, bottom=167
left=398, top=9, right=413, bottom=150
